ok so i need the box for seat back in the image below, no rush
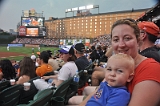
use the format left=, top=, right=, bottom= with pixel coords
left=0, top=80, right=11, bottom=92
left=0, top=84, right=23, bottom=106
left=18, top=77, right=40, bottom=104
left=51, top=77, right=73, bottom=105
left=85, top=61, right=95, bottom=75
left=52, top=77, right=73, bottom=98
left=27, top=88, right=53, bottom=106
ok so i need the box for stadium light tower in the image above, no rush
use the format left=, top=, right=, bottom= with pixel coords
left=65, top=5, right=99, bottom=17
left=86, top=5, right=99, bottom=14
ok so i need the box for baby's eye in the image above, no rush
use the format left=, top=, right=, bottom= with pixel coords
left=117, top=69, right=123, bottom=73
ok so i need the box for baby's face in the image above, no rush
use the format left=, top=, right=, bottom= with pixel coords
left=105, top=58, right=133, bottom=87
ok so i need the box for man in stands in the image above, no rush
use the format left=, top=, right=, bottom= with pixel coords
left=36, top=51, right=53, bottom=77
left=74, top=43, right=90, bottom=71
left=138, top=21, right=160, bottom=62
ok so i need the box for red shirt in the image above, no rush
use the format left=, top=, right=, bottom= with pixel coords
left=127, top=58, right=160, bottom=93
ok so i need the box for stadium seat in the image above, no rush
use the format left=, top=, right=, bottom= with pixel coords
left=18, top=88, right=53, bottom=106
left=0, top=84, right=23, bottom=106
left=51, top=77, right=73, bottom=106
left=0, top=80, right=11, bottom=92
left=18, top=77, right=40, bottom=104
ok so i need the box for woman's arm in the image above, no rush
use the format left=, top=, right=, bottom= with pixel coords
left=128, top=80, right=160, bottom=106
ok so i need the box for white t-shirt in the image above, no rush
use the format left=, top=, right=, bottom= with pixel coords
left=58, top=61, right=78, bottom=81
left=155, top=39, right=160, bottom=45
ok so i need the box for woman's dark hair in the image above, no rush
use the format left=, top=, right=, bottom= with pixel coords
left=19, top=57, right=36, bottom=79
left=67, top=47, right=76, bottom=61
left=0, top=59, right=16, bottom=80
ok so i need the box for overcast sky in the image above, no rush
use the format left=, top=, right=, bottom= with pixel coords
left=0, top=0, right=158, bottom=32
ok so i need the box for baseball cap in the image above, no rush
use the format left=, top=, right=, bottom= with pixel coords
left=31, top=55, right=36, bottom=60
left=58, top=45, right=74, bottom=55
left=46, top=50, right=52, bottom=57
left=138, top=21, right=160, bottom=36
left=74, top=43, right=85, bottom=53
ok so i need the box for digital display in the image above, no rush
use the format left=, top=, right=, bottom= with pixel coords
left=39, top=26, right=46, bottom=36
left=26, top=27, right=39, bottom=36
left=21, top=17, right=44, bottom=26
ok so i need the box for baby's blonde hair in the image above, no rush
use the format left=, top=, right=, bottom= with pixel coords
left=108, top=53, right=135, bottom=73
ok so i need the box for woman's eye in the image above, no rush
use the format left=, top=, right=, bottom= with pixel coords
left=124, top=37, right=131, bottom=41
left=107, top=68, right=112, bottom=71
left=113, top=39, right=119, bottom=42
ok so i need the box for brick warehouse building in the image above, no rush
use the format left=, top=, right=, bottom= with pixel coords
left=44, top=8, right=148, bottom=39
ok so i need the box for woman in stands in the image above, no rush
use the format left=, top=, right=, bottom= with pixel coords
left=42, top=46, right=78, bottom=87
left=69, top=19, right=160, bottom=106
left=0, top=59, right=16, bottom=82
left=16, top=57, right=36, bottom=84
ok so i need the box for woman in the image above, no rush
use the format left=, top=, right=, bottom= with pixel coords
left=16, top=57, right=36, bottom=84
left=0, top=59, right=16, bottom=82
left=69, top=19, right=160, bottom=106
left=42, top=46, right=78, bottom=87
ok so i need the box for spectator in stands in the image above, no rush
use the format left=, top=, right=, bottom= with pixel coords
left=89, top=45, right=99, bottom=62
left=46, top=50, right=59, bottom=71
left=138, top=21, right=160, bottom=62
left=74, top=43, right=90, bottom=71
left=0, top=59, right=16, bottom=82
left=11, top=59, right=19, bottom=72
left=36, top=51, right=53, bottom=77
left=42, top=46, right=77, bottom=87
left=16, top=57, right=36, bottom=84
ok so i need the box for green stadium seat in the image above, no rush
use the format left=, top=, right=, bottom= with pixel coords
left=0, top=84, right=23, bottom=106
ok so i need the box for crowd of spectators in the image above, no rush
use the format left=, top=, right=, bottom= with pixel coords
left=1, top=18, right=160, bottom=106
left=11, top=38, right=59, bottom=46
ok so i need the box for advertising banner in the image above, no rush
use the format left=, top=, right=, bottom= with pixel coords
left=26, top=28, right=39, bottom=36
left=19, top=26, right=26, bottom=36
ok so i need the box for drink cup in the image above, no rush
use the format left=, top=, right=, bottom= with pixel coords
left=23, top=82, right=31, bottom=91
left=10, top=79, right=15, bottom=85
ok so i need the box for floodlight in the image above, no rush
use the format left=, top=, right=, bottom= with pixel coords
left=79, top=6, right=86, bottom=10
left=72, top=7, right=78, bottom=11
left=67, top=9, right=72, bottom=12
left=86, top=5, right=94, bottom=9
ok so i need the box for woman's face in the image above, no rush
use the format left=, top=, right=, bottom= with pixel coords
left=60, top=53, right=70, bottom=62
left=111, top=24, right=139, bottom=59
